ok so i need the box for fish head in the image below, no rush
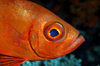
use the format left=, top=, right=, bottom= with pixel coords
left=29, top=13, right=85, bottom=60
left=0, top=0, right=85, bottom=64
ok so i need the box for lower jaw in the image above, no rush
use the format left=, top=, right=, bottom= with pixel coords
left=73, top=34, right=85, bottom=45
left=68, top=34, right=85, bottom=51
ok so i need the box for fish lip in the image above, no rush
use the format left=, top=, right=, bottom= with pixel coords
left=75, top=34, right=85, bottom=43
left=69, top=34, right=85, bottom=49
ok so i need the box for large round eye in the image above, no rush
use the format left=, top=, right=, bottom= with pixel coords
left=44, top=23, right=64, bottom=41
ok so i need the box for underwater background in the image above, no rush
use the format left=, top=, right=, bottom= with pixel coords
left=21, top=0, right=100, bottom=66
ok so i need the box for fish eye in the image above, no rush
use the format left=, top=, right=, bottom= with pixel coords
left=49, top=29, right=59, bottom=37
left=44, top=23, right=64, bottom=41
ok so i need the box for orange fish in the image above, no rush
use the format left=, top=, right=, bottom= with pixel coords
left=0, top=0, right=85, bottom=66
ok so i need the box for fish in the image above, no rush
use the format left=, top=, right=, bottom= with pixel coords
left=0, top=0, right=85, bottom=66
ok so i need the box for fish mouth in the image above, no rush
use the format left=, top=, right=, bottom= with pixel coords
left=54, top=34, right=85, bottom=59
left=73, top=34, right=85, bottom=45
left=68, top=34, right=85, bottom=52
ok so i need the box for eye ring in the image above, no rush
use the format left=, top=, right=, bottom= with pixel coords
left=44, top=23, right=64, bottom=41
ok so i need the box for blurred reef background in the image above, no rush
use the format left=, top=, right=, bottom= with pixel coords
left=21, top=0, right=100, bottom=66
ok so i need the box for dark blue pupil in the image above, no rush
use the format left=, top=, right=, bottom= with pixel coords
left=49, top=29, right=59, bottom=37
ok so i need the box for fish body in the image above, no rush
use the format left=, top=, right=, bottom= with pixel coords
left=0, top=0, right=85, bottom=66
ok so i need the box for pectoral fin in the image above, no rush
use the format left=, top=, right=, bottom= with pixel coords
left=0, top=54, right=25, bottom=66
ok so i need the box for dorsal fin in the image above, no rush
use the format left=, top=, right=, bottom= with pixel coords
left=0, top=54, right=26, bottom=66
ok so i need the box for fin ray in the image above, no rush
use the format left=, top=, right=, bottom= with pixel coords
left=0, top=54, right=25, bottom=66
